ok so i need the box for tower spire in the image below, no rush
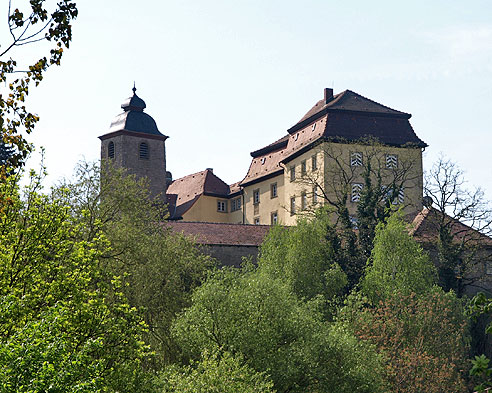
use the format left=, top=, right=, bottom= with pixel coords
left=132, top=81, right=136, bottom=95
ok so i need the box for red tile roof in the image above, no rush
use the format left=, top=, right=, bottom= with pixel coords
left=164, top=221, right=271, bottom=246
left=166, top=169, right=231, bottom=218
left=241, top=88, right=427, bottom=186
left=410, top=208, right=492, bottom=246
left=295, top=90, right=410, bottom=126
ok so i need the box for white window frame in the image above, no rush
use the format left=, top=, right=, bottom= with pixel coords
left=253, top=189, right=260, bottom=205
left=217, top=200, right=227, bottom=212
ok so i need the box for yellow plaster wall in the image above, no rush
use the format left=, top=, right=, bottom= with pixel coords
left=182, top=195, right=232, bottom=223
left=281, top=148, right=324, bottom=225
left=243, top=174, right=285, bottom=225
left=319, top=142, right=423, bottom=218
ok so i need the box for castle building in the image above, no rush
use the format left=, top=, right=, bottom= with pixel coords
left=99, top=87, right=427, bottom=226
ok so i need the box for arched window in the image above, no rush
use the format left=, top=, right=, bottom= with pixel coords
left=108, top=141, right=115, bottom=159
left=139, top=142, right=149, bottom=159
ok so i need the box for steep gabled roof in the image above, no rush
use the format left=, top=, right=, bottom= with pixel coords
left=410, top=207, right=492, bottom=246
left=166, top=169, right=230, bottom=219
left=292, top=89, right=411, bottom=131
left=241, top=88, right=427, bottom=186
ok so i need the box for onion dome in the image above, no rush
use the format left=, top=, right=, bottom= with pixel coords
left=108, top=85, right=164, bottom=137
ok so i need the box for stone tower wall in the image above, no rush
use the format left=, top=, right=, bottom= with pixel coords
left=101, top=133, right=167, bottom=201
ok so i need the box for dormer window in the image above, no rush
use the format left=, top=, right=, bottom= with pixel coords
left=108, top=141, right=115, bottom=159
left=139, top=142, right=149, bottom=159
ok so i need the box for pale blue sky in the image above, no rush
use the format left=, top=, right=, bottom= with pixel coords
left=3, top=0, right=492, bottom=197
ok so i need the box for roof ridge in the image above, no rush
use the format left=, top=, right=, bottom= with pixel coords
left=341, top=90, right=409, bottom=115
left=171, top=169, right=209, bottom=183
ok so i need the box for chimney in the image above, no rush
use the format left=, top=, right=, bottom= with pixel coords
left=324, top=87, right=333, bottom=104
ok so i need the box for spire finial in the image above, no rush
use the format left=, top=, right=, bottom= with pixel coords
left=132, top=81, right=136, bottom=95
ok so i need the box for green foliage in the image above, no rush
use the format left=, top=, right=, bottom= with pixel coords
left=157, top=350, right=275, bottom=393
left=468, top=292, right=492, bottom=391
left=0, top=172, right=152, bottom=391
left=258, top=208, right=347, bottom=302
left=1, top=0, right=78, bottom=172
left=361, top=212, right=436, bottom=302
left=57, top=161, right=214, bottom=367
left=341, top=288, right=470, bottom=393
left=172, top=267, right=385, bottom=393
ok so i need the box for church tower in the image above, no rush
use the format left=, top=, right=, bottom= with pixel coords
left=98, top=86, right=168, bottom=201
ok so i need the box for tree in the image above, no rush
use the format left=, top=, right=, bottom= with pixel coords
left=57, top=161, right=214, bottom=368
left=157, top=350, right=275, bottom=393
left=1, top=0, right=78, bottom=173
left=258, top=208, right=347, bottom=304
left=341, top=289, right=470, bottom=393
left=172, top=267, right=386, bottom=393
left=361, top=212, right=437, bottom=303
left=295, top=140, right=419, bottom=287
left=424, top=155, right=492, bottom=296
left=0, top=171, right=152, bottom=391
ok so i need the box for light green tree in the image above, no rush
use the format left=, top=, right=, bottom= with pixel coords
left=172, top=267, right=386, bottom=393
left=158, top=350, right=275, bottom=393
left=0, top=172, right=152, bottom=392
left=57, top=161, right=214, bottom=367
left=1, top=0, right=78, bottom=173
left=361, top=212, right=437, bottom=302
left=258, top=208, right=347, bottom=304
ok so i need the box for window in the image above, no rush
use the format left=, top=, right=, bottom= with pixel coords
left=386, top=154, right=398, bottom=169
left=349, top=216, right=359, bottom=229
left=271, top=211, right=278, bottom=225
left=351, top=183, right=363, bottom=202
left=312, top=154, right=317, bottom=170
left=270, top=183, right=277, bottom=198
left=290, top=196, right=296, bottom=216
left=290, top=165, right=296, bottom=182
left=254, top=217, right=260, bottom=225
left=253, top=189, right=260, bottom=205
left=486, top=261, right=492, bottom=275
left=301, top=160, right=307, bottom=176
left=312, top=186, right=318, bottom=204
left=301, top=191, right=307, bottom=210
left=217, top=200, right=227, bottom=212
left=108, top=141, right=115, bottom=159
left=350, top=152, right=362, bottom=167
left=383, top=186, right=404, bottom=205
left=231, top=197, right=242, bottom=212
left=139, top=142, right=149, bottom=159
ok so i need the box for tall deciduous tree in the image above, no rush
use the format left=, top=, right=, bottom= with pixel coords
left=57, top=161, right=214, bottom=368
left=361, top=212, right=437, bottom=302
left=0, top=171, right=152, bottom=392
left=172, top=267, right=386, bottom=393
left=342, top=289, right=470, bottom=393
left=1, top=0, right=78, bottom=172
left=258, top=208, right=347, bottom=304
left=424, top=156, right=492, bottom=296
